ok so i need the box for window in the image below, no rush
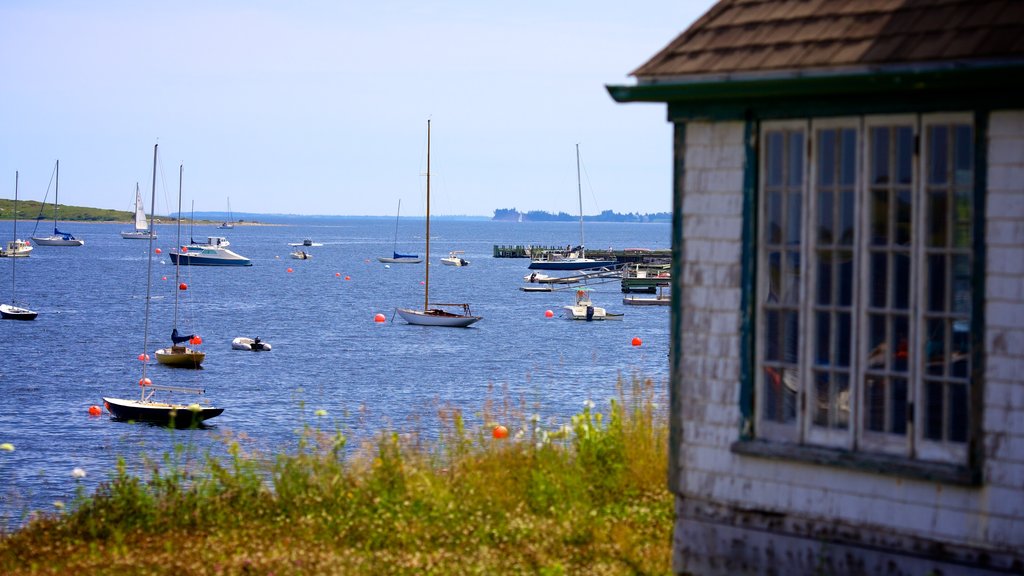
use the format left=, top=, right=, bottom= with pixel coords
left=754, top=114, right=975, bottom=464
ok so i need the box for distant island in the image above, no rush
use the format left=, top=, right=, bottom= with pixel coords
left=492, top=208, right=671, bottom=223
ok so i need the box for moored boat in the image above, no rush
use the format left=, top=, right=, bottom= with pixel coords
left=563, top=288, right=623, bottom=321
left=31, top=160, right=84, bottom=247
left=232, top=336, right=272, bottom=351
left=120, top=184, right=157, bottom=239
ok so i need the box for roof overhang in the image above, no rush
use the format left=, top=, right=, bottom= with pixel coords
left=607, top=60, right=1024, bottom=121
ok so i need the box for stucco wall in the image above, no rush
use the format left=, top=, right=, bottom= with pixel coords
left=671, top=114, right=1024, bottom=575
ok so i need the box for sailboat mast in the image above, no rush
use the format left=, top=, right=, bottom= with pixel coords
left=141, top=144, right=158, bottom=399
left=173, top=165, right=183, bottom=328
left=11, top=172, right=17, bottom=302
left=393, top=199, right=401, bottom=252
left=576, top=144, right=584, bottom=259
left=54, top=160, right=59, bottom=231
left=424, top=119, right=431, bottom=311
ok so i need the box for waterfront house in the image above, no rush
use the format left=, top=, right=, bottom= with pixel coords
left=609, top=0, right=1024, bottom=574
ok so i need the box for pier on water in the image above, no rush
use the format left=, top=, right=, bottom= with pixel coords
left=492, top=245, right=670, bottom=264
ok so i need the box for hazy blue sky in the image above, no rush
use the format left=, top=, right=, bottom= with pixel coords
left=1, top=1, right=715, bottom=217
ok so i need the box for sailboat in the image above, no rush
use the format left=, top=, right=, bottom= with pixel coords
left=395, top=120, right=481, bottom=328
left=31, top=160, right=84, bottom=247
left=156, top=164, right=206, bottom=368
left=103, top=145, right=222, bottom=427
left=120, top=183, right=156, bottom=239
left=377, top=199, right=422, bottom=264
left=527, top=145, right=616, bottom=270
left=0, top=174, right=32, bottom=259
left=217, top=198, right=234, bottom=229
left=1, top=172, right=38, bottom=321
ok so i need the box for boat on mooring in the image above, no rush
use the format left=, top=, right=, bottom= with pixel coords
left=120, top=183, right=157, bottom=239
left=378, top=199, right=422, bottom=264
left=31, top=160, right=84, bottom=247
left=103, top=144, right=223, bottom=427
left=563, top=288, right=623, bottom=321
left=171, top=236, right=251, bottom=266
left=1, top=172, right=38, bottom=321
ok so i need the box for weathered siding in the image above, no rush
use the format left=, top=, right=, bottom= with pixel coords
left=672, top=113, right=1024, bottom=575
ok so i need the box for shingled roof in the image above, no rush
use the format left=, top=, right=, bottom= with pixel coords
left=634, top=0, right=1024, bottom=81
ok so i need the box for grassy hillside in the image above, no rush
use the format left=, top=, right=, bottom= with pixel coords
left=0, top=199, right=135, bottom=222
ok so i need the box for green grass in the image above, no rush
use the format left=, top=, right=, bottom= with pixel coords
left=0, top=377, right=672, bottom=575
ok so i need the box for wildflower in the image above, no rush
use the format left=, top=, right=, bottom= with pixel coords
left=0, top=443, right=13, bottom=451
left=583, top=399, right=595, bottom=410
left=530, top=413, right=540, bottom=423
left=314, top=409, right=328, bottom=417
left=71, top=467, right=87, bottom=479
left=53, top=501, right=65, bottom=510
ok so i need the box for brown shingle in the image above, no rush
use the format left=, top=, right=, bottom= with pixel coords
left=633, top=0, right=1024, bottom=78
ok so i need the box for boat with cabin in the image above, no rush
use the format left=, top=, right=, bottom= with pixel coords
left=31, top=160, right=84, bottom=246
left=441, top=250, right=469, bottom=266
left=563, top=288, right=623, bottom=321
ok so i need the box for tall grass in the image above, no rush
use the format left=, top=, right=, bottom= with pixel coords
left=0, top=376, right=671, bottom=575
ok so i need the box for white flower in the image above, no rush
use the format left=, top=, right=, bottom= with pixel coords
left=530, top=413, right=540, bottom=423
left=71, top=467, right=86, bottom=479
left=53, top=501, right=65, bottom=510
left=583, top=399, right=595, bottom=410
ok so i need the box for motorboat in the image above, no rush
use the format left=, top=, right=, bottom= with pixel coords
left=290, top=250, right=312, bottom=260
left=441, top=250, right=469, bottom=266
left=232, top=337, right=272, bottom=351
left=289, top=239, right=323, bottom=247
left=121, top=184, right=156, bottom=239
left=563, top=288, right=623, bottom=321
left=170, top=240, right=251, bottom=267
left=31, top=160, right=84, bottom=247
left=0, top=239, right=32, bottom=258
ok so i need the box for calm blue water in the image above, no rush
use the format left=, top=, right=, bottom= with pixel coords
left=0, top=219, right=669, bottom=527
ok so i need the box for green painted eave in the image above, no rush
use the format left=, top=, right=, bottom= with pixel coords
left=607, top=64, right=1024, bottom=120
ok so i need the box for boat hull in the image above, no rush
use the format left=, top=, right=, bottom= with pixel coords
left=121, top=231, right=156, bottom=239
left=563, top=304, right=623, bottom=321
left=102, top=397, right=223, bottom=428
left=396, top=307, right=481, bottom=327
left=441, top=258, right=468, bottom=266
left=232, top=337, right=271, bottom=351
left=378, top=256, right=422, bottom=264
left=169, top=252, right=251, bottom=266
left=31, top=236, right=84, bottom=246
left=0, top=303, right=38, bottom=320
left=623, top=296, right=670, bottom=306
left=155, top=346, right=206, bottom=368
left=528, top=259, right=617, bottom=270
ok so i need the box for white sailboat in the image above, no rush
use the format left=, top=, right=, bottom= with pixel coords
left=378, top=199, right=422, bottom=264
left=528, top=145, right=615, bottom=270
left=1, top=172, right=38, bottom=320
left=120, top=183, right=156, bottom=239
left=156, top=164, right=206, bottom=368
left=395, top=120, right=481, bottom=328
left=103, top=144, right=222, bottom=427
left=217, top=197, right=234, bottom=229
left=31, top=160, right=84, bottom=246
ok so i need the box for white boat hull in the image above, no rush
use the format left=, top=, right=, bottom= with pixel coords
left=563, top=304, right=623, bottom=320
left=170, top=248, right=251, bottom=266
left=378, top=256, right=422, bottom=264
left=232, top=337, right=272, bottom=351
left=31, top=235, right=84, bottom=246
left=121, top=230, right=156, bottom=239
left=395, top=307, right=481, bottom=327
left=290, top=251, right=312, bottom=260
left=0, top=240, right=32, bottom=257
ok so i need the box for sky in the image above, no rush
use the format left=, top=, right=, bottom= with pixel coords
left=1, top=1, right=716, bottom=218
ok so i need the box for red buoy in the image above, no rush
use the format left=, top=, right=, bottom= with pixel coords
left=287, top=267, right=293, bottom=273
left=137, top=353, right=150, bottom=362
left=155, top=248, right=162, bottom=254
left=181, top=246, right=188, bottom=253
left=138, top=377, right=152, bottom=387
left=544, top=310, right=554, bottom=318
left=88, top=405, right=102, bottom=416
left=178, top=283, right=187, bottom=291
left=335, top=272, right=341, bottom=277
left=190, top=336, right=202, bottom=345
left=492, top=425, right=509, bottom=439
left=631, top=337, right=642, bottom=347
left=374, top=313, right=386, bottom=323
left=345, top=276, right=351, bottom=281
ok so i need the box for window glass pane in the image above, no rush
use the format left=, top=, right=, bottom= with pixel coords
left=871, top=189, right=889, bottom=245
left=784, top=310, right=800, bottom=364
left=953, top=255, right=971, bottom=316
left=895, top=190, right=912, bottom=246
left=871, top=127, right=890, bottom=185
left=766, top=131, right=784, bottom=186
left=950, top=383, right=968, bottom=442
left=836, top=373, right=850, bottom=429
left=896, top=127, right=914, bottom=185
left=784, top=250, right=801, bottom=304
left=925, top=380, right=945, bottom=440
left=788, top=132, right=804, bottom=187
left=764, top=310, right=780, bottom=361
left=817, top=254, right=833, bottom=305
left=816, top=312, right=831, bottom=365
left=954, top=125, right=973, bottom=186
left=766, top=191, right=782, bottom=244
left=819, top=130, right=835, bottom=187
left=763, top=367, right=798, bottom=423
left=837, top=312, right=852, bottom=367
left=868, top=314, right=887, bottom=367
left=814, top=371, right=830, bottom=426
left=893, top=315, right=910, bottom=372
left=767, top=251, right=782, bottom=303
left=870, top=252, right=888, bottom=307
left=928, top=254, right=947, bottom=312
left=893, top=252, right=911, bottom=310
left=818, top=191, right=834, bottom=244
left=840, top=128, right=856, bottom=185
left=838, top=252, right=853, bottom=307
left=866, top=375, right=885, bottom=431
left=929, top=190, right=948, bottom=247
left=929, top=125, right=949, bottom=185
left=953, top=190, right=972, bottom=248
left=787, top=192, right=802, bottom=245
left=926, top=318, right=946, bottom=376
left=892, top=378, right=908, bottom=435
left=839, top=191, right=855, bottom=246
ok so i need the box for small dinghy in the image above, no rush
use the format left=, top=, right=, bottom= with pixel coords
left=232, top=336, right=272, bottom=351
left=290, top=250, right=312, bottom=260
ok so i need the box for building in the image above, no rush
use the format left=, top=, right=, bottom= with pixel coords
left=608, top=1, right=1024, bottom=574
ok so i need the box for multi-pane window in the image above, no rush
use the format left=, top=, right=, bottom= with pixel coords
left=755, top=114, right=975, bottom=464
